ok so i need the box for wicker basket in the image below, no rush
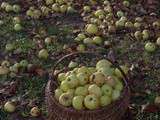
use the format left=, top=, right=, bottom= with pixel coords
left=45, top=52, right=130, bottom=120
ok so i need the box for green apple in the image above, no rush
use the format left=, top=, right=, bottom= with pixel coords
left=77, top=72, right=88, bottom=85
left=96, top=59, right=112, bottom=70
left=5, top=4, right=13, bottom=12
left=46, top=0, right=54, bottom=5
left=72, top=96, right=84, bottom=110
left=54, top=88, right=63, bottom=100
left=60, top=80, right=70, bottom=92
left=83, top=37, right=93, bottom=44
left=60, top=5, right=67, bottom=13
left=134, top=22, right=141, bottom=29
left=116, top=11, right=124, bottom=18
left=77, top=33, right=86, bottom=40
left=135, top=17, right=143, bottom=22
left=125, top=21, right=133, bottom=28
left=84, top=94, right=99, bottom=110
left=88, top=67, right=96, bottom=75
left=5, top=43, right=15, bottom=51
left=153, top=21, right=160, bottom=29
left=26, top=9, right=34, bottom=17
left=45, top=37, right=52, bottom=44
left=68, top=61, right=78, bottom=68
left=59, top=93, right=72, bottom=107
left=14, top=63, right=21, bottom=68
left=93, top=36, right=103, bottom=45
left=19, top=60, right=28, bottom=67
left=100, top=95, right=112, bottom=107
left=90, top=72, right=105, bottom=86
left=115, top=80, right=123, bottom=91
left=77, top=44, right=85, bottom=52
left=112, top=90, right=121, bottom=101
left=120, top=16, right=127, bottom=22
left=0, top=20, right=4, bottom=26
left=154, top=96, right=160, bottom=105
left=134, top=31, right=142, bottom=40
left=75, top=86, right=88, bottom=96
left=30, top=106, right=40, bottom=117
left=56, top=0, right=65, bottom=4
left=156, top=37, right=160, bottom=46
left=4, top=101, right=16, bottom=113
left=105, top=76, right=116, bottom=87
left=74, top=37, right=81, bottom=42
left=142, top=30, right=150, bottom=40
left=115, top=20, right=125, bottom=28
left=123, top=1, right=130, bottom=7
left=13, top=5, right=21, bottom=13
left=0, top=66, right=9, bottom=75
left=103, top=0, right=110, bottom=5
left=33, top=10, right=41, bottom=19
left=98, top=67, right=114, bottom=76
left=1, top=60, right=10, bottom=67
left=14, top=24, right=22, bottom=31
left=94, top=9, right=105, bottom=17
left=77, top=66, right=90, bottom=75
left=58, top=73, right=66, bottom=82
left=52, top=3, right=60, bottom=12
left=1, top=2, right=8, bottom=9
left=67, top=6, right=76, bottom=14
left=101, top=84, right=113, bottom=96
left=145, top=42, right=156, bottom=52
left=9, top=65, right=18, bottom=73
left=13, top=17, right=21, bottom=24
left=66, top=89, right=75, bottom=98
left=88, top=84, right=102, bottom=97
left=86, top=24, right=98, bottom=34
left=66, top=74, right=79, bottom=88
left=38, top=49, right=49, bottom=59
left=83, top=6, right=91, bottom=12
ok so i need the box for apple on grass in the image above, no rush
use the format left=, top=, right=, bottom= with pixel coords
left=13, top=17, right=21, bottom=24
left=77, top=72, right=89, bottom=85
left=157, top=37, right=160, bottom=46
left=72, top=96, right=84, bottom=110
left=59, top=93, right=72, bottom=107
left=94, top=9, right=105, bottom=17
left=19, top=60, right=28, bottom=67
left=4, top=101, right=16, bottom=113
left=55, top=88, right=63, bottom=100
left=84, top=94, right=99, bottom=110
left=88, top=84, right=102, bottom=97
left=90, top=72, right=105, bottom=86
left=75, top=86, right=88, bottom=96
left=77, top=33, right=86, bottom=40
left=5, top=43, right=15, bottom=51
left=52, top=4, right=60, bottom=12
left=5, top=4, right=13, bottom=12
left=77, top=44, right=85, bottom=52
left=100, top=95, right=112, bottom=107
left=145, top=42, right=156, bottom=52
left=13, top=5, right=21, bottom=13
left=30, top=106, right=40, bottom=117
left=101, top=84, right=113, bottom=96
left=1, top=60, right=10, bottom=67
left=83, top=6, right=91, bottom=12
left=86, top=24, right=98, bottom=35
left=92, top=36, right=103, bottom=45
left=14, top=24, right=22, bottom=31
left=38, top=49, right=49, bottom=59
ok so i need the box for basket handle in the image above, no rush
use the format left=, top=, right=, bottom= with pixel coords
left=50, top=51, right=128, bottom=86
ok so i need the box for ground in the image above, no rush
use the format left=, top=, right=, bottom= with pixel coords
left=0, top=0, right=160, bottom=120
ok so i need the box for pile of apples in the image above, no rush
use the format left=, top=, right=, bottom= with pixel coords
left=74, top=0, right=159, bottom=52
left=1, top=2, right=21, bottom=13
left=54, top=59, right=128, bottom=110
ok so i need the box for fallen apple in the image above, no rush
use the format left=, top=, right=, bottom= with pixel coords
left=4, top=101, right=16, bottom=113
left=86, top=24, right=98, bottom=35
left=30, top=106, right=40, bottom=117
left=38, top=49, right=49, bottom=59
left=145, top=42, right=156, bottom=52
